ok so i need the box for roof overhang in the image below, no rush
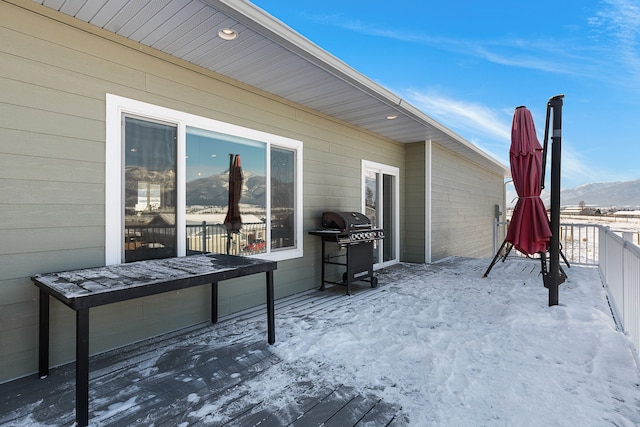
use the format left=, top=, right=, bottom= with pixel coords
left=28, top=0, right=508, bottom=176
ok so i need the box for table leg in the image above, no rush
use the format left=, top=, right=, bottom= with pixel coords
left=319, top=239, right=326, bottom=291
left=76, top=309, right=89, bottom=427
left=266, top=271, right=275, bottom=344
left=38, top=290, right=49, bottom=379
left=211, top=282, right=218, bottom=323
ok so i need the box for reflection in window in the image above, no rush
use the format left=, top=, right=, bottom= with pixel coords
left=271, top=147, right=295, bottom=250
left=365, top=171, right=377, bottom=227
left=186, top=127, right=267, bottom=255
left=108, top=94, right=302, bottom=263
left=365, top=170, right=379, bottom=264
left=124, top=117, right=177, bottom=262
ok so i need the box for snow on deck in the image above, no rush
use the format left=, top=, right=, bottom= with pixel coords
left=3, top=257, right=640, bottom=426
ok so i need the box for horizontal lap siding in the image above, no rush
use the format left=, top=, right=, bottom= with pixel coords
left=431, top=143, right=503, bottom=261
left=0, top=2, right=404, bottom=381
left=403, top=142, right=426, bottom=263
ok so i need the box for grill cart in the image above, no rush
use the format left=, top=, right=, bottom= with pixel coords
left=308, top=211, right=384, bottom=295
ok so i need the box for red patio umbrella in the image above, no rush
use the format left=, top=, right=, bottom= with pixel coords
left=224, top=154, right=243, bottom=254
left=505, top=106, right=552, bottom=256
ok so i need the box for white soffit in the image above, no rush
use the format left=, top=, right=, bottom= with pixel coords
left=31, top=0, right=508, bottom=175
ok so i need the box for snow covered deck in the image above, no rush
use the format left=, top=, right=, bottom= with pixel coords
left=2, top=257, right=640, bottom=426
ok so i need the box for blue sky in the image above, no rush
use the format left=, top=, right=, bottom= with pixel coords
left=251, top=0, right=640, bottom=190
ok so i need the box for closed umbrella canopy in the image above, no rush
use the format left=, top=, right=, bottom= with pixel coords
left=224, top=154, right=243, bottom=253
left=506, top=107, right=552, bottom=256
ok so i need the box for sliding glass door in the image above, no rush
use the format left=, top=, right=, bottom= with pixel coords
left=362, top=161, right=399, bottom=268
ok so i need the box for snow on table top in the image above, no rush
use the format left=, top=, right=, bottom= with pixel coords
left=31, top=254, right=274, bottom=301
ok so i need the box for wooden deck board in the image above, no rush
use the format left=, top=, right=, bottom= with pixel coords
left=0, top=278, right=402, bottom=426
left=323, top=390, right=380, bottom=427
left=290, top=385, right=356, bottom=426
left=356, top=400, right=404, bottom=426
left=93, top=342, right=279, bottom=426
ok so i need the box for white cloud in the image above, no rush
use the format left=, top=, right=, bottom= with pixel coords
left=402, top=89, right=609, bottom=190
left=306, top=8, right=639, bottom=188
left=312, top=13, right=591, bottom=76
left=471, top=44, right=583, bottom=76
left=547, top=144, right=599, bottom=189
left=588, top=0, right=640, bottom=84
left=404, top=89, right=512, bottom=164
left=310, top=14, right=442, bottom=45
left=313, top=7, right=638, bottom=87
left=589, top=0, right=640, bottom=48
left=406, top=89, right=511, bottom=141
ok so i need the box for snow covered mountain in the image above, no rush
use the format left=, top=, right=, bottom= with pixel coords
left=544, top=179, right=640, bottom=208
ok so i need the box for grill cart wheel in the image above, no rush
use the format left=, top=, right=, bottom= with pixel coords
left=343, top=272, right=378, bottom=289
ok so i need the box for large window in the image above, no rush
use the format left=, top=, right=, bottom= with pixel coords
left=106, top=95, right=302, bottom=265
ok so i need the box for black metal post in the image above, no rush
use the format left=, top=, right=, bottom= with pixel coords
left=76, top=308, right=90, bottom=427
left=211, top=282, right=218, bottom=323
left=544, top=94, right=566, bottom=306
left=319, top=239, right=327, bottom=291
left=38, top=290, right=49, bottom=379
left=266, top=271, right=275, bottom=345
left=483, top=238, right=510, bottom=278
left=540, top=104, right=552, bottom=190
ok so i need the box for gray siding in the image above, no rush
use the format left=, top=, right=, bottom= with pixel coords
left=0, top=2, right=405, bottom=382
left=431, top=143, right=504, bottom=261
left=0, top=1, right=507, bottom=383
left=403, top=142, right=427, bottom=263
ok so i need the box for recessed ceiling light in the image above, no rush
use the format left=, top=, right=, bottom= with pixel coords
left=386, top=114, right=398, bottom=120
left=218, top=28, right=238, bottom=40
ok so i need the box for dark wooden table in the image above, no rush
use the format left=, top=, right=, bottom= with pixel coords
left=31, top=253, right=277, bottom=427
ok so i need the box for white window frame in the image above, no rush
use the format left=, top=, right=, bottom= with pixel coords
left=106, top=94, right=303, bottom=265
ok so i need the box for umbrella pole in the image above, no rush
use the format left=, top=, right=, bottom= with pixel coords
left=543, top=94, right=566, bottom=306
left=540, top=103, right=552, bottom=190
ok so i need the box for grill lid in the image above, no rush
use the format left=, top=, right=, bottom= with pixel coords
left=321, top=211, right=372, bottom=231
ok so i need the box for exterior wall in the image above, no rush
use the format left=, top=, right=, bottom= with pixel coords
left=0, top=2, right=405, bottom=382
left=403, top=142, right=427, bottom=263
left=430, top=143, right=505, bottom=261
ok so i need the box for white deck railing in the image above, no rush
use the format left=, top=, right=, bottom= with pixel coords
left=599, top=227, right=640, bottom=361
left=493, top=221, right=600, bottom=265
left=493, top=221, right=640, bottom=359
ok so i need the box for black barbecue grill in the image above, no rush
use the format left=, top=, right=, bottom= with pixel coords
left=309, top=211, right=384, bottom=295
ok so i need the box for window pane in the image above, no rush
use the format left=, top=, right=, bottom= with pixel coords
left=365, top=171, right=379, bottom=264
left=365, top=171, right=378, bottom=226
left=185, top=127, right=266, bottom=255
left=271, top=147, right=295, bottom=250
left=124, top=117, right=177, bottom=262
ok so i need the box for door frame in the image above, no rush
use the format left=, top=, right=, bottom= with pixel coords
left=361, top=160, right=400, bottom=269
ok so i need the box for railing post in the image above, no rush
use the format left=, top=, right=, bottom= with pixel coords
left=600, top=226, right=608, bottom=276
left=493, top=218, right=498, bottom=255
left=201, top=221, right=207, bottom=253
